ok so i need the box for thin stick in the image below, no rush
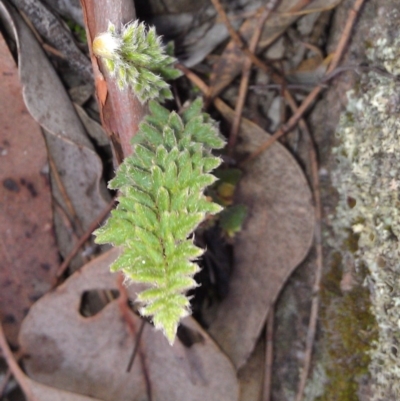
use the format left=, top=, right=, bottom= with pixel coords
left=294, top=122, right=324, bottom=401
left=127, top=319, right=146, bottom=372
left=263, top=308, right=274, bottom=401
left=277, top=82, right=325, bottom=401
left=243, top=0, right=366, bottom=164
left=229, top=0, right=280, bottom=154
left=48, top=153, right=84, bottom=235
left=209, top=0, right=313, bottom=78
left=209, top=0, right=271, bottom=75
left=19, top=11, right=66, bottom=58
left=117, top=273, right=136, bottom=335
left=116, top=275, right=152, bottom=399
left=177, top=62, right=325, bottom=401
left=56, top=198, right=116, bottom=277
left=0, top=324, right=39, bottom=401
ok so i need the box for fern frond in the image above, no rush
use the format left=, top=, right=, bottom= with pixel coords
left=94, top=99, right=225, bottom=343
left=93, top=21, right=181, bottom=103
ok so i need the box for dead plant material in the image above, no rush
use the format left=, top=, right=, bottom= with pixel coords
left=262, top=309, right=274, bottom=401
left=56, top=198, right=116, bottom=278
left=228, top=0, right=280, bottom=154
left=243, top=0, right=367, bottom=165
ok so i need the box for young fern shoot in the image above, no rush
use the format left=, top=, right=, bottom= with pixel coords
left=92, top=21, right=181, bottom=103
left=93, top=22, right=225, bottom=344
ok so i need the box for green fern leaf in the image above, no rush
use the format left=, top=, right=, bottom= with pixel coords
left=94, top=99, right=225, bottom=344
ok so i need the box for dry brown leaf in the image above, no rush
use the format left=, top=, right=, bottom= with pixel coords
left=9, top=0, right=92, bottom=82
left=0, top=32, right=59, bottom=346
left=0, top=319, right=102, bottom=401
left=208, top=100, right=315, bottom=369
left=0, top=3, right=110, bottom=269
left=41, top=0, right=84, bottom=26
left=74, top=104, right=110, bottom=147
left=19, top=248, right=239, bottom=401
left=27, top=380, right=103, bottom=401
left=208, top=0, right=341, bottom=99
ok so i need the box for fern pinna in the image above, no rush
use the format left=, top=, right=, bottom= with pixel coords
left=94, top=99, right=225, bottom=343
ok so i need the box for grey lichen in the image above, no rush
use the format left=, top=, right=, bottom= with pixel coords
left=332, top=34, right=400, bottom=400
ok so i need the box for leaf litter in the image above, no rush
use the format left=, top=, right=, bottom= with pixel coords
left=208, top=100, right=315, bottom=369
left=19, top=249, right=239, bottom=401
left=0, top=2, right=111, bottom=272
left=0, top=31, right=59, bottom=347
left=0, top=0, right=353, bottom=399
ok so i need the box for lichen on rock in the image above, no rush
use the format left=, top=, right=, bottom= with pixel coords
left=332, top=33, right=400, bottom=400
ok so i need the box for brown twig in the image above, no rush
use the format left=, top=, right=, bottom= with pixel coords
left=117, top=273, right=138, bottom=336
left=242, top=0, right=366, bottom=165
left=294, top=116, right=324, bottom=401
left=127, top=319, right=146, bottom=372
left=263, top=308, right=274, bottom=401
left=19, top=11, right=67, bottom=58
left=116, top=275, right=153, bottom=400
left=209, top=0, right=271, bottom=75
left=228, top=0, right=280, bottom=154
left=177, top=61, right=325, bottom=401
left=274, top=80, right=325, bottom=401
left=0, top=324, right=39, bottom=401
left=48, top=153, right=84, bottom=235
left=56, top=197, right=116, bottom=277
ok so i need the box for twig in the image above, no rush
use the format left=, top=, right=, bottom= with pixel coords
left=209, top=0, right=271, bottom=75
left=116, top=274, right=152, bottom=400
left=242, top=0, right=366, bottom=164
left=127, top=319, right=146, bottom=372
left=48, top=153, right=84, bottom=235
left=229, top=0, right=280, bottom=154
left=56, top=198, right=116, bottom=277
left=263, top=308, right=274, bottom=401
left=177, top=62, right=325, bottom=401
left=19, top=11, right=67, bottom=58
left=0, top=323, right=39, bottom=401
left=294, top=114, right=324, bottom=401
left=250, top=83, right=327, bottom=91
left=117, top=273, right=138, bottom=336
left=276, top=81, right=325, bottom=401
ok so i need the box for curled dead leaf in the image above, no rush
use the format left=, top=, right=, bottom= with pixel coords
left=208, top=100, right=315, bottom=369
left=19, top=249, right=239, bottom=401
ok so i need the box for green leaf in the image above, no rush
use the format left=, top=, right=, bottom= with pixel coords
left=121, top=186, right=155, bottom=210
left=201, top=156, right=223, bottom=173
left=163, top=126, right=177, bottom=149
left=170, top=188, right=188, bottom=211
left=164, top=161, right=178, bottom=190
left=174, top=213, right=204, bottom=239
left=157, top=186, right=170, bottom=212
left=188, top=173, right=217, bottom=190
left=137, top=123, right=163, bottom=147
left=94, top=95, right=226, bottom=344
left=151, top=165, right=164, bottom=192
left=220, top=204, right=248, bottom=237
left=181, top=98, right=203, bottom=123
left=135, top=144, right=155, bottom=168
left=131, top=203, right=158, bottom=231
left=168, top=112, right=184, bottom=138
